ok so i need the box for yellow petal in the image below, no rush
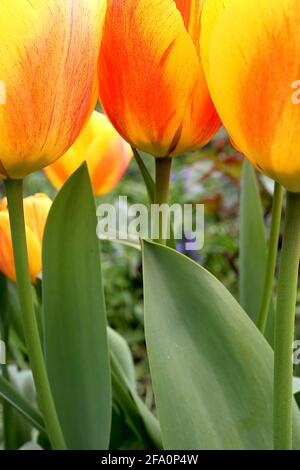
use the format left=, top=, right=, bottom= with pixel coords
left=0, top=212, right=16, bottom=282
left=0, top=0, right=106, bottom=178
left=23, top=194, right=52, bottom=244
left=201, top=0, right=300, bottom=192
left=44, top=111, right=132, bottom=195
left=88, top=135, right=132, bottom=196
left=0, top=212, right=41, bottom=283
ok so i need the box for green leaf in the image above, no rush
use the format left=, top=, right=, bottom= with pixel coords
left=102, top=238, right=141, bottom=251
left=142, top=240, right=300, bottom=450
left=108, top=327, right=162, bottom=449
left=239, top=160, right=275, bottom=346
left=0, top=374, right=45, bottom=435
left=43, top=164, right=111, bottom=450
left=108, top=327, right=136, bottom=389
left=132, top=147, right=155, bottom=203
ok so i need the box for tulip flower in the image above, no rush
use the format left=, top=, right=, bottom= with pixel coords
left=44, top=111, right=132, bottom=196
left=0, top=0, right=106, bottom=179
left=201, top=0, right=300, bottom=450
left=201, top=0, right=300, bottom=193
left=98, top=0, right=221, bottom=158
left=0, top=194, right=52, bottom=282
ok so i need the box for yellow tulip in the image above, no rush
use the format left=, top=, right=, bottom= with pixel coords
left=201, top=0, right=300, bottom=192
left=98, top=0, right=221, bottom=158
left=0, top=0, right=106, bottom=179
left=0, top=194, right=52, bottom=282
left=44, top=111, right=132, bottom=196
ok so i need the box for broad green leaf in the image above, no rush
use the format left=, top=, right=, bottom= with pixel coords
left=0, top=375, right=45, bottom=435
left=43, top=164, right=111, bottom=450
left=239, top=160, right=275, bottom=346
left=142, top=240, right=300, bottom=450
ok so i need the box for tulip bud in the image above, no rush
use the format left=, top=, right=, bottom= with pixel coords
left=0, top=194, right=52, bottom=282
left=201, top=0, right=300, bottom=192
left=0, top=0, right=106, bottom=179
left=44, top=111, right=132, bottom=196
left=98, top=0, right=221, bottom=158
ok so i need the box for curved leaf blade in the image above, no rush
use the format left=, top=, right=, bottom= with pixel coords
left=239, top=160, right=275, bottom=346
left=43, top=164, right=111, bottom=450
left=142, top=240, right=300, bottom=450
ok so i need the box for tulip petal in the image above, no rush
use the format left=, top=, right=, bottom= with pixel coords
left=201, top=0, right=300, bottom=192
left=0, top=212, right=41, bottom=283
left=0, top=0, right=106, bottom=178
left=174, top=0, right=203, bottom=54
left=88, top=135, right=132, bottom=196
left=23, top=194, right=52, bottom=244
left=44, top=111, right=132, bottom=195
left=43, top=148, right=81, bottom=191
left=171, top=1, right=221, bottom=156
left=0, top=213, right=16, bottom=282
left=99, top=0, right=202, bottom=157
left=0, top=193, right=51, bottom=282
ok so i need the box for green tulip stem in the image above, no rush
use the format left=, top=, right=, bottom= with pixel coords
left=154, top=158, right=172, bottom=245
left=274, top=191, right=300, bottom=450
left=4, top=178, right=66, bottom=450
left=257, top=182, right=283, bottom=333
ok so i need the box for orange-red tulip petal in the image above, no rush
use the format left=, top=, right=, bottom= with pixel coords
left=98, top=0, right=221, bottom=158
